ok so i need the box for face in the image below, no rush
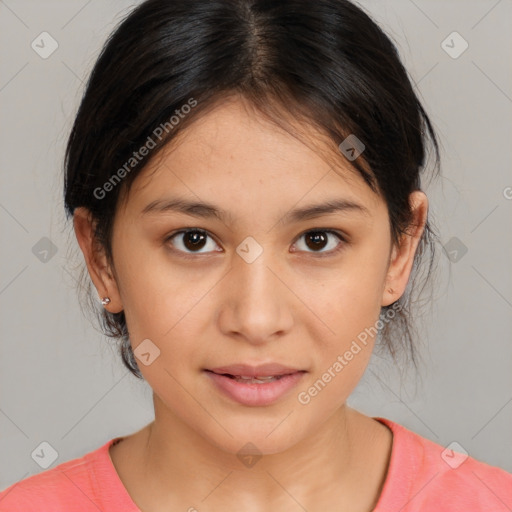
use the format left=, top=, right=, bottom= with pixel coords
left=75, top=95, right=427, bottom=456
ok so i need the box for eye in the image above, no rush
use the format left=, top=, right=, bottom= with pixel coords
left=292, top=229, right=346, bottom=256
left=165, top=228, right=346, bottom=259
left=165, top=229, right=221, bottom=256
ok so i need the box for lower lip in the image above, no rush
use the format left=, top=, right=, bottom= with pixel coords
left=204, top=370, right=306, bottom=406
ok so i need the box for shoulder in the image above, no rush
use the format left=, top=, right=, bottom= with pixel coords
left=374, top=417, right=512, bottom=512
left=0, top=438, right=120, bottom=512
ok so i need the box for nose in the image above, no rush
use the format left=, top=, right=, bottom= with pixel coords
left=217, top=246, right=294, bottom=345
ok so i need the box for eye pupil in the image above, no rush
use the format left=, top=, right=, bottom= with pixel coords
left=306, top=231, right=328, bottom=251
left=184, top=231, right=207, bottom=251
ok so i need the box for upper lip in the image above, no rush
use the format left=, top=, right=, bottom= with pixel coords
left=206, top=363, right=305, bottom=377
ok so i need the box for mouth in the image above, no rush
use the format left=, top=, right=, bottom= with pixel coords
left=204, top=372, right=292, bottom=384
left=205, top=363, right=306, bottom=380
left=203, top=364, right=307, bottom=406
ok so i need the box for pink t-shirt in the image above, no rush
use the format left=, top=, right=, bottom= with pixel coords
left=1, top=417, right=511, bottom=511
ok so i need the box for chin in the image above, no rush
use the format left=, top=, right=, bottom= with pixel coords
left=202, top=419, right=304, bottom=459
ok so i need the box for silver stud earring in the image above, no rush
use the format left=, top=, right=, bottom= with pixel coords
left=101, top=297, right=111, bottom=306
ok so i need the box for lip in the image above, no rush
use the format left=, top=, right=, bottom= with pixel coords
left=206, top=363, right=303, bottom=378
left=204, top=365, right=306, bottom=406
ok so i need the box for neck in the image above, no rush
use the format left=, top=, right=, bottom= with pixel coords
left=129, top=398, right=390, bottom=511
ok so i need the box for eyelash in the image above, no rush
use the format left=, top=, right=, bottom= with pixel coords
left=164, top=228, right=347, bottom=260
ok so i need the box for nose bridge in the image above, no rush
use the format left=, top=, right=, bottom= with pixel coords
left=235, top=243, right=275, bottom=301
left=219, top=237, right=292, bottom=342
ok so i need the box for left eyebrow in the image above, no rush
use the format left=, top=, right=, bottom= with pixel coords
left=140, top=196, right=370, bottom=224
left=281, top=198, right=371, bottom=224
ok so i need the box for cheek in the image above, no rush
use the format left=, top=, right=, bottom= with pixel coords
left=296, top=276, right=383, bottom=411
left=313, top=252, right=387, bottom=338
left=300, top=252, right=387, bottom=401
left=112, top=235, right=200, bottom=337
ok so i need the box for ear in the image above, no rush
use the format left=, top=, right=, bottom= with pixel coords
left=73, top=207, right=123, bottom=313
left=381, top=191, right=428, bottom=307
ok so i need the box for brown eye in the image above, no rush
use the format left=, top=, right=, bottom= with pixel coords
left=182, top=231, right=207, bottom=251
left=305, top=231, right=329, bottom=251
left=166, top=229, right=219, bottom=255
left=293, top=230, right=345, bottom=256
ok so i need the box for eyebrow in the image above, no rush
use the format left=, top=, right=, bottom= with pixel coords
left=140, top=196, right=370, bottom=224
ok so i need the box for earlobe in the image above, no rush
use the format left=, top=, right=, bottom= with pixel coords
left=73, top=207, right=123, bottom=313
left=381, top=191, right=428, bottom=307
left=381, top=243, right=401, bottom=307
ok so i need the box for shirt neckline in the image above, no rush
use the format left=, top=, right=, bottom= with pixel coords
left=97, top=436, right=142, bottom=510
left=97, top=416, right=413, bottom=511
left=371, top=417, right=417, bottom=511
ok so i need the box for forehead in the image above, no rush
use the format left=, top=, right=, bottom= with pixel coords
left=120, top=97, right=383, bottom=219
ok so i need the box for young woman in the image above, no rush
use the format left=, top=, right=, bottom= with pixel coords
left=1, top=0, right=511, bottom=510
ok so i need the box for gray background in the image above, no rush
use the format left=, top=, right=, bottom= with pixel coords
left=1, top=0, right=511, bottom=491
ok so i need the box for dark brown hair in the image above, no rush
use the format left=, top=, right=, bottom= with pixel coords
left=64, top=0, right=440, bottom=379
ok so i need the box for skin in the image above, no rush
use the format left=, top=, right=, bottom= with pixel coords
left=74, top=95, right=428, bottom=512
